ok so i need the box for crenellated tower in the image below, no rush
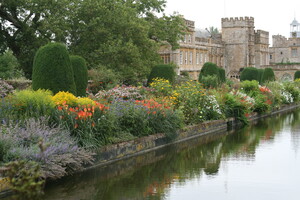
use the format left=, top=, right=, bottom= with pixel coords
left=221, top=17, right=255, bottom=77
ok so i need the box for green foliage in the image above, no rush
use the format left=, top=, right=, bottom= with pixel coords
left=1, top=0, right=185, bottom=81
left=32, top=43, right=77, bottom=95
left=198, top=62, right=220, bottom=82
left=5, top=89, right=55, bottom=120
left=261, top=68, right=275, bottom=84
left=240, top=67, right=259, bottom=82
left=218, top=67, right=226, bottom=83
left=1, top=160, right=45, bottom=200
left=257, top=68, right=264, bottom=84
left=240, top=80, right=260, bottom=96
left=253, top=93, right=271, bottom=114
left=148, top=64, right=176, bottom=85
left=294, top=70, right=300, bottom=80
left=0, top=50, right=23, bottom=79
left=70, top=55, right=88, bottom=97
left=283, top=82, right=300, bottom=102
left=200, top=75, right=219, bottom=88
left=88, top=66, right=119, bottom=94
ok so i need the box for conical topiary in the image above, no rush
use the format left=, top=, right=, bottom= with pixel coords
left=32, top=43, right=76, bottom=95
left=70, top=55, right=88, bottom=96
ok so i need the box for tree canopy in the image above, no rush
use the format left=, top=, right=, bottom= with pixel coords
left=0, top=0, right=186, bottom=82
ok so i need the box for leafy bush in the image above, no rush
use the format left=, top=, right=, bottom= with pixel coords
left=240, top=80, right=259, bottom=96
left=1, top=160, right=45, bottom=200
left=240, top=67, right=259, bottom=81
left=218, top=67, right=226, bottom=83
left=200, top=75, right=219, bottom=88
left=70, top=55, right=88, bottom=97
left=0, top=118, right=93, bottom=179
left=266, top=81, right=284, bottom=107
left=253, top=93, right=272, bottom=114
left=0, top=80, right=14, bottom=98
left=32, top=43, right=77, bottom=95
left=294, top=70, right=300, bottom=80
left=5, top=89, right=55, bottom=120
left=0, top=50, right=24, bottom=79
left=88, top=66, right=119, bottom=94
left=261, top=68, right=275, bottom=84
left=257, top=68, right=264, bottom=84
left=198, top=62, right=220, bottom=82
left=147, top=64, right=176, bottom=85
left=283, top=82, right=300, bottom=102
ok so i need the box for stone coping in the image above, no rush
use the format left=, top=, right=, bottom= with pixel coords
left=1, top=103, right=299, bottom=197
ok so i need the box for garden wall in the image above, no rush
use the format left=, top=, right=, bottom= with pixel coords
left=90, top=103, right=300, bottom=169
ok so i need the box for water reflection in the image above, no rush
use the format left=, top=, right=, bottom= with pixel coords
left=43, top=110, right=300, bottom=200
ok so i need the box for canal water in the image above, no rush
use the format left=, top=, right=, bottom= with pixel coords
left=43, top=109, right=300, bottom=200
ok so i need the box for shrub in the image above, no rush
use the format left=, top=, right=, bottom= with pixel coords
left=218, top=67, right=226, bottom=83
left=283, top=82, right=300, bottom=102
left=240, top=80, right=259, bottom=96
left=257, top=68, right=265, bottom=84
left=253, top=93, right=272, bottom=114
left=261, top=68, right=275, bottom=84
left=88, top=66, right=119, bottom=94
left=266, top=81, right=284, bottom=107
left=0, top=118, right=93, bottom=179
left=0, top=80, right=14, bottom=98
left=0, top=50, right=23, bottom=79
left=200, top=75, right=219, bottom=88
left=52, top=91, right=78, bottom=107
left=5, top=89, right=55, bottom=120
left=70, top=55, right=88, bottom=97
left=147, top=64, right=176, bottom=85
left=240, top=67, right=259, bottom=81
left=294, top=70, right=300, bottom=80
left=32, top=43, right=77, bottom=95
left=198, top=62, right=220, bottom=82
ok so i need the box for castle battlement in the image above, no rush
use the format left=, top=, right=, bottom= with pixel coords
left=222, top=16, right=254, bottom=28
left=221, top=16, right=254, bottom=23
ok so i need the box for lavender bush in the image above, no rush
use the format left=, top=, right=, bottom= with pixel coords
left=0, top=79, right=14, bottom=98
left=0, top=117, right=93, bottom=179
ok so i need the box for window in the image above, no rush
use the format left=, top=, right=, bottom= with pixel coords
left=160, top=54, right=170, bottom=64
left=270, top=54, right=273, bottom=60
left=180, top=51, right=183, bottom=65
left=188, top=34, right=192, bottom=43
left=292, top=48, right=297, bottom=58
left=200, top=53, right=203, bottom=63
left=204, top=54, right=207, bottom=63
left=184, top=35, right=187, bottom=43
left=189, top=52, right=193, bottom=64
left=196, top=53, right=199, bottom=64
left=185, top=52, right=188, bottom=64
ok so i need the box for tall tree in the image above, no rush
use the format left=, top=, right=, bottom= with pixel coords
left=0, top=0, right=185, bottom=82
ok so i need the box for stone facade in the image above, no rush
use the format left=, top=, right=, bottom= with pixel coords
left=159, top=17, right=269, bottom=80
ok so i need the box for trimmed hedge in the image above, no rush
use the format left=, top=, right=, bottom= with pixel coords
left=198, top=62, right=220, bottom=82
left=261, top=68, right=275, bottom=84
left=218, top=67, right=226, bottom=83
left=32, top=43, right=77, bottom=95
left=294, top=70, right=300, bottom=80
left=257, top=68, right=265, bottom=84
left=70, top=55, right=88, bottom=96
left=240, top=67, right=259, bottom=82
left=148, top=64, right=176, bottom=84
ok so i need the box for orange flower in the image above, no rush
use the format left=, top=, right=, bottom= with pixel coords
left=57, top=106, right=63, bottom=111
left=74, top=123, right=79, bottom=129
left=92, top=122, right=95, bottom=127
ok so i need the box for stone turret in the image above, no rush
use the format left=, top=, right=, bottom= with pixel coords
left=221, top=17, right=255, bottom=77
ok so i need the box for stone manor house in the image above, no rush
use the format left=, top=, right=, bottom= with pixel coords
left=159, top=17, right=300, bottom=81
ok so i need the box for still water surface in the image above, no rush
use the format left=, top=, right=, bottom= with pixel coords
left=45, top=110, right=300, bottom=200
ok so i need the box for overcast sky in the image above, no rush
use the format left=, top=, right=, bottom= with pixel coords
left=164, top=0, right=300, bottom=44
